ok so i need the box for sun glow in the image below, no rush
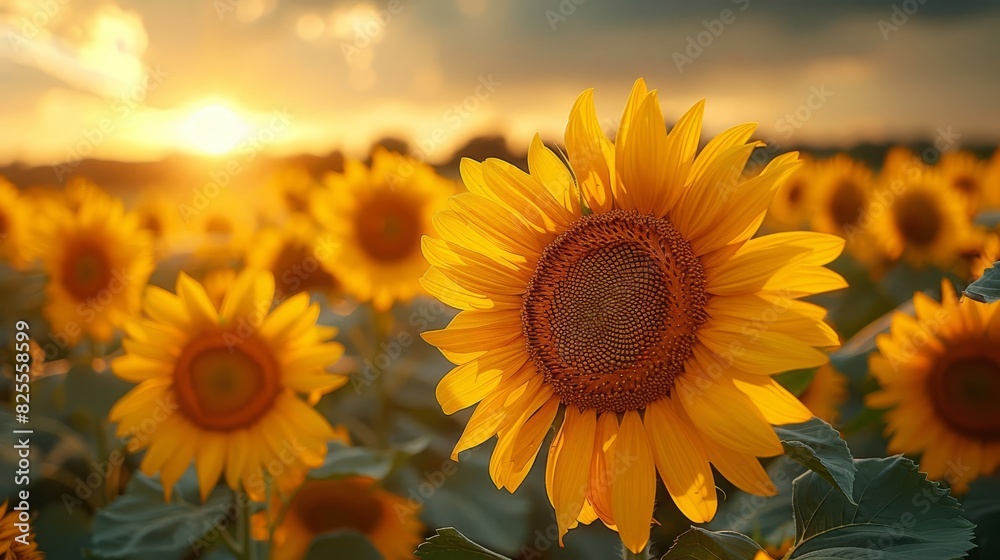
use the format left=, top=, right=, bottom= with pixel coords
left=180, top=104, right=250, bottom=155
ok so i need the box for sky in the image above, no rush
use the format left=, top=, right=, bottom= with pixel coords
left=0, top=0, right=998, bottom=166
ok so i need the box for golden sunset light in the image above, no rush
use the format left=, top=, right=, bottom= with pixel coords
left=179, top=103, right=250, bottom=155
left=1, top=2, right=998, bottom=560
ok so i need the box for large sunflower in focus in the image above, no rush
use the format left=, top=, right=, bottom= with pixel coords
left=0, top=178, right=36, bottom=270
left=110, top=269, right=347, bottom=501
left=40, top=192, right=153, bottom=345
left=262, top=475, right=422, bottom=560
left=868, top=280, right=1000, bottom=492
left=314, top=148, right=451, bottom=310
left=871, top=170, right=975, bottom=268
left=420, top=79, right=845, bottom=552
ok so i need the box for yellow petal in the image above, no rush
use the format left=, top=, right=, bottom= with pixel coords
left=612, top=410, right=656, bottom=553
left=196, top=432, right=227, bottom=501
left=677, top=374, right=783, bottom=456
left=551, top=406, right=596, bottom=545
left=528, top=134, right=580, bottom=214
left=645, top=398, right=717, bottom=522
left=564, top=89, right=615, bottom=213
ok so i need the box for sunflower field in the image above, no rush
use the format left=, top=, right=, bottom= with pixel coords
left=2, top=4, right=1000, bottom=560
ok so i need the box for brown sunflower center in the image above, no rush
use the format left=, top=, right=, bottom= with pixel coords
left=290, top=478, right=383, bottom=535
left=928, top=354, right=1000, bottom=440
left=140, top=214, right=163, bottom=237
left=829, top=180, right=865, bottom=228
left=204, top=216, right=233, bottom=235
left=272, top=240, right=337, bottom=297
left=522, top=209, right=708, bottom=413
left=893, top=191, right=941, bottom=247
left=953, top=175, right=976, bottom=194
left=60, top=243, right=113, bottom=300
left=354, top=192, right=422, bottom=262
left=284, top=190, right=310, bottom=214
left=172, top=332, right=282, bottom=431
left=786, top=180, right=804, bottom=206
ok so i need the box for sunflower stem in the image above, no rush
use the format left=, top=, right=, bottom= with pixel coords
left=620, top=542, right=651, bottom=560
left=239, top=491, right=257, bottom=560
left=372, top=305, right=394, bottom=447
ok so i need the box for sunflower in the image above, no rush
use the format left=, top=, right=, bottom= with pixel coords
left=420, top=79, right=845, bottom=552
left=39, top=192, right=153, bottom=345
left=984, top=148, right=1000, bottom=210
left=868, top=279, right=1000, bottom=492
left=0, top=178, right=37, bottom=270
left=870, top=169, right=976, bottom=268
left=263, top=475, right=422, bottom=560
left=201, top=268, right=237, bottom=309
left=182, top=193, right=256, bottom=265
left=245, top=218, right=340, bottom=301
left=937, top=151, right=988, bottom=216
left=810, top=154, right=874, bottom=239
left=313, top=148, right=452, bottom=310
left=765, top=155, right=813, bottom=230
left=0, top=501, right=43, bottom=560
left=260, top=166, right=323, bottom=224
left=132, top=194, right=182, bottom=257
left=970, top=233, right=999, bottom=281
left=798, top=364, right=848, bottom=425
left=109, top=269, right=347, bottom=501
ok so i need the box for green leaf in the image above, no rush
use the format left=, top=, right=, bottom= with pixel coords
left=89, top=472, right=236, bottom=560
left=709, top=458, right=804, bottom=549
left=962, top=478, right=1000, bottom=559
left=415, top=528, right=512, bottom=560
left=305, top=531, right=384, bottom=560
left=964, top=264, right=1000, bottom=303
left=660, top=527, right=764, bottom=559
left=309, top=441, right=397, bottom=481
left=775, top=418, right=857, bottom=503
left=788, top=456, right=976, bottom=559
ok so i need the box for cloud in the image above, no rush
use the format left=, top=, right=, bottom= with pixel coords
left=0, top=0, right=148, bottom=97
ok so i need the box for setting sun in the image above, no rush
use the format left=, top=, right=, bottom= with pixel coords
left=180, top=104, right=249, bottom=155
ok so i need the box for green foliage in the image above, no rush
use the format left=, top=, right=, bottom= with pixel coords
left=787, top=456, right=976, bottom=559
left=88, top=472, right=236, bottom=560
left=776, top=418, right=856, bottom=502
left=415, top=528, right=512, bottom=560
left=309, top=440, right=418, bottom=481
left=964, top=264, right=1000, bottom=303
left=305, top=531, right=384, bottom=560
left=660, top=528, right=764, bottom=560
